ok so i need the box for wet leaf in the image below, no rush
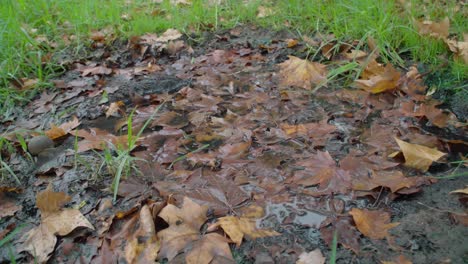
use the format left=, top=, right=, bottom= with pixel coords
left=20, top=186, right=94, bottom=263
left=124, top=205, right=160, bottom=263
left=216, top=215, right=280, bottom=246
left=394, top=137, right=446, bottom=172
left=185, top=233, right=234, bottom=264
left=296, top=249, right=325, bottom=264
left=349, top=208, right=399, bottom=239
left=157, top=197, right=208, bottom=261
left=278, top=56, right=327, bottom=90
left=355, top=64, right=401, bottom=94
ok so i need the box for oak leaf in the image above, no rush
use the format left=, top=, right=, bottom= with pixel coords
left=278, top=56, right=327, bottom=90
left=45, top=116, right=80, bottom=139
left=349, top=208, right=399, bottom=239
left=394, top=137, right=446, bottom=172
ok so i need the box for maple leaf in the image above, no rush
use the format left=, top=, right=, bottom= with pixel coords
left=349, top=208, right=399, bottom=240
left=296, top=249, right=325, bottom=264
left=216, top=215, right=279, bottom=246
left=352, top=170, right=434, bottom=193
left=158, top=197, right=233, bottom=263
left=278, top=56, right=327, bottom=90
left=20, top=184, right=94, bottom=263
left=394, top=137, right=446, bottom=172
left=320, top=217, right=360, bottom=254
left=355, top=63, right=401, bottom=94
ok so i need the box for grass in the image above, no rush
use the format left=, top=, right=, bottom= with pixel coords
left=0, top=0, right=466, bottom=109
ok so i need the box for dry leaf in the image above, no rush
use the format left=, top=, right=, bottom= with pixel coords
left=21, top=186, right=94, bottom=263
left=105, top=101, right=125, bottom=118
left=381, top=255, right=413, bottom=264
left=394, top=137, right=446, bottom=172
left=414, top=17, right=449, bottom=39
left=349, top=208, right=399, bottom=239
left=296, top=249, right=325, bottom=264
left=450, top=187, right=468, bottom=195
left=278, top=56, right=327, bottom=90
left=45, top=116, right=80, bottom=139
left=355, top=64, right=401, bottom=94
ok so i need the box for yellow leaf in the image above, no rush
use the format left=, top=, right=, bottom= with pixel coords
left=394, top=137, right=446, bottom=172
left=349, top=208, right=399, bottom=240
left=451, top=187, right=468, bottom=195
left=217, top=215, right=280, bottom=246
left=278, top=56, right=327, bottom=90
left=355, top=64, right=401, bottom=94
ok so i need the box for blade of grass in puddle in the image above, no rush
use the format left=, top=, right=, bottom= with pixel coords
left=169, top=144, right=210, bottom=169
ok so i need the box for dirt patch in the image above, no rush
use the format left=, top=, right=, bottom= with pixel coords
left=0, top=25, right=466, bottom=263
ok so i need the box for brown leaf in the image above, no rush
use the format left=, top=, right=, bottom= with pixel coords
left=352, top=170, right=433, bottom=193
left=72, top=128, right=129, bottom=152
left=36, top=184, right=71, bottom=216
left=124, top=205, right=160, bottom=263
left=394, top=137, right=446, bottom=172
left=381, top=255, right=413, bottom=264
left=349, top=208, right=399, bottom=239
left=105, top=101, right=125, bottom=118
left=45, top=116, right=80, bottom=139
left=355, top=64, right=401, bottom=94
left=216, top=215, right=280, bottom=246
left=320, top=217, right=360, bottom=254
left=414, top=17, right=449, bottom=39
left=158, top=197, right=208, bottom=261
left=278, top=56, right=327, bottom=90
left=296, top=249, right=325, bottom=264
left=0, top=193, right=22, bottom=218
left=185, top=233, right=234, bottom=264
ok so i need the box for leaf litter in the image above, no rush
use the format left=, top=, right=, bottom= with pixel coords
left=0, top=25, right=467, bottom=263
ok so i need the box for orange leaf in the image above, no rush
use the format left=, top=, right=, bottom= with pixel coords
left=349, top=208, right=399, bottom=239
left=355, top=64, right=401, bottom=94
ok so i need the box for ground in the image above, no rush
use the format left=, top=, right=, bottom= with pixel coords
left=0, top=22, right=467, bottom=264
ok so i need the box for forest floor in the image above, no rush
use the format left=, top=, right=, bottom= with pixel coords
left=1, top=1, right=467, bottom=264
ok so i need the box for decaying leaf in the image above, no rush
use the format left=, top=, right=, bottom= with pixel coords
left=278, top=56, right=327, bottom=90
left=20, top=185, right=94, bottom=263
left=105, top=101, right=125, bottom=118
left=349, top=208, right=399, bottom=239
left=381, top=255, right=413, bottom=264
left=450, top=187, right=468, bottom=195
left=394, top=137, right=446, bottom=172
left=215, top=206, right=280, bottom=246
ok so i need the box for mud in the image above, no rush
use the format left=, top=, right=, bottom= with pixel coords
left=0, top=25, right=466, bottom=263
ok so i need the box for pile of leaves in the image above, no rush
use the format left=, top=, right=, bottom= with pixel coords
left=0, top=24, right=467, bottom=263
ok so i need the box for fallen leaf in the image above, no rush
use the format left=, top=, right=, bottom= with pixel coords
left=414, top=17, right=449, bottom=39
left=72, top=128, right=129, bottom=152
left=157, top=197, right=207, bottom=261
left=349, top=208, right=399, bottom=239
left=381, top=255, right=412, bottom=264
left=0, top=193, right=22, bottom=218
left=296, top=249, right=325, bottom=264
left=45, top=116, right=80, bottom=139
left=450, top=187, right=468, bottom=195
left=105, top=101, right=125, bottom=118
left=185, top=233, right=234, bottom=264
left=394, top=137, right=446, bottom=172
left=278, top=56, right=327, bottom=90
left=124, top=205, right=160, bottom=263
left=445, top=36, right=468, bottom=64
left=355, top=64, right=401, bottom=94
left=216, top=206, right=280, bottom=246
left=20, top=186, right=94, bottom=263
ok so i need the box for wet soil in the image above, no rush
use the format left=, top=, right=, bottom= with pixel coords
left=0, top=25, right=466, bottom=263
